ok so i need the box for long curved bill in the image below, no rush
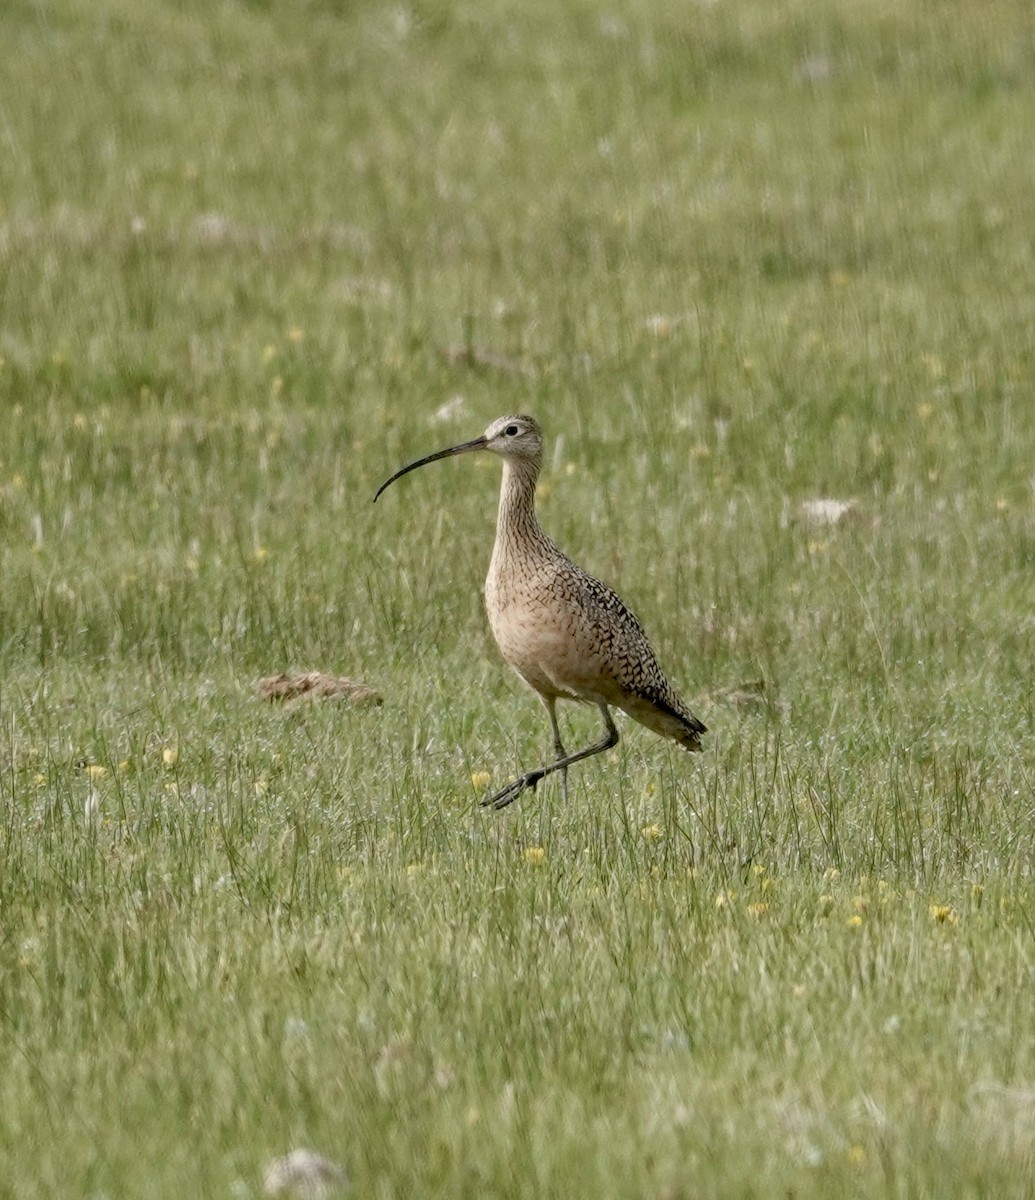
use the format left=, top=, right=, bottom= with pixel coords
left=373, top=435, right=488, bottom=502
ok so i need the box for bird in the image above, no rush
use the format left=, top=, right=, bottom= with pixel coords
left=374, top=414, right=706, bottom=809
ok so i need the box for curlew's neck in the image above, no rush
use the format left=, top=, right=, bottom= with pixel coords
left=492, top=455, right=552, bottom=563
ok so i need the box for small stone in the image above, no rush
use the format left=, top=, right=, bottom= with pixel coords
left=263, top=1148, right=348, bottom=1198
left=797, top=498, right=857, bottom=525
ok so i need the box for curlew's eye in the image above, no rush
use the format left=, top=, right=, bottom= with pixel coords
left=504, top=424, right=520, bottom=436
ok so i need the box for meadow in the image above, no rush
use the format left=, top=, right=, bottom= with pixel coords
left=1, top=0, right=1034, bottom=1195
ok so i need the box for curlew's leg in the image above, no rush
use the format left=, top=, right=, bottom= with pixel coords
left=484, top=703, right=619, bottom=811
left=544, top=696, right=569, bottom=803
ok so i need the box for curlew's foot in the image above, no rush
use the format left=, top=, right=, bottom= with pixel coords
left=482, top=771, right=542, bottom=811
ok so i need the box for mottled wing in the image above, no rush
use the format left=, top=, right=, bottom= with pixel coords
left=568, top=562, right=703, bottom=729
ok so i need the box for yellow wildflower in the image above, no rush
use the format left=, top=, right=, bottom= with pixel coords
left=469, top=770, right=492, bottom=790
left=524, top=846, right=546, bottom=865
left=929, top=904, right=958, bottom=926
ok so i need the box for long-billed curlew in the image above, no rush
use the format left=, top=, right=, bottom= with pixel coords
left=374, top=414, right=706, bottom=809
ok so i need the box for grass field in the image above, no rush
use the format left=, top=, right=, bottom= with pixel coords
left=2, top=0, right=1035, bottom=1195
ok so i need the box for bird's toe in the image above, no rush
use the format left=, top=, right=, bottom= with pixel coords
left=483, top=772, right=540, bottom=811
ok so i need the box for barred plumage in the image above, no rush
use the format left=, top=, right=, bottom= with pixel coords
left=375, top=413, right=706, bottom=809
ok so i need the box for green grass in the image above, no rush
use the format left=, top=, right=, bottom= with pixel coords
left=2, top=0, right=1035, bottom=1195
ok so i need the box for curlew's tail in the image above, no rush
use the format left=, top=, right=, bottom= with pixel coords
left=619, top=692, right=707, bottom=751
left=671, top=716, right=706, bottom=752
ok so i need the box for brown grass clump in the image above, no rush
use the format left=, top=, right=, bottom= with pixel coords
left=257, top=672, right=382, bottom=707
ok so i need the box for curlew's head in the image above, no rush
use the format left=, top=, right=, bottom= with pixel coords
left=374, top=414, right=543, bottom=502
left=481, top=414, right=543, bottom=462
